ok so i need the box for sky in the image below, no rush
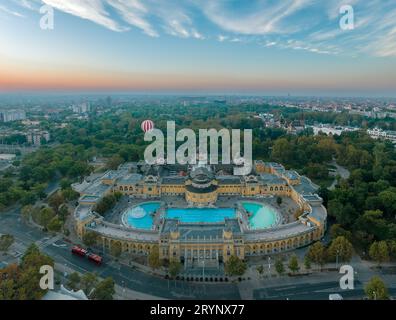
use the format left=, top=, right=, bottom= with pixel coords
left=0, top=0, right=396, bottom=96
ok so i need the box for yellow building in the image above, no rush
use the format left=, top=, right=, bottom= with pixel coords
left=72, top=161, right=327, bottom=264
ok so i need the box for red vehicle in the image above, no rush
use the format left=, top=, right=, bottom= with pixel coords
left=87, top=253, right=103, bottom=265
left=71, top=246, right=87, bottom=257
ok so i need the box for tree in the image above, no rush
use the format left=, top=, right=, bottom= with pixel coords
left=329, top=224, right=352, bottom=242
left=0, top=234, right=14, bottom=252
left=48, top=192, right=64, bottom=213
left=91, top=277, right=115, bottom=300
left=307, top=242, right=327, bottom=270
left=275, top=258, right=285, bottom=276
left=37, top=207, right=56, bottom=228
left=224, top=255, right=247, bottom=276
left=365, top=276, right=389, bottom=300
left=67, top=272, right=81, bottom=291
left=288, top=254, right=300, bottom=274
left=304, top=255, right=311, bottom=270
left=148, top=245, right=161, bottom=270
left=58, top=204, right=69, bottom=221
left=369, top=241, right=389, bottom=266
left=168, top=260, right=182, bottom=279
left=0, top=244, right=55, bottom=300
left=256, top=265, right=264, bottom=276
left=110, top=241, right=122, bottom=258
left=327, top=236, right=354, bottom=263
left=81, top=272, right=98, bottom=295
left=21, top=205, right=33, bottom=221
left=106, top=155, right=124, bottom=170
left=47, top=217, right=63, bottom=232
left=83, top=231, right=98, bottom=247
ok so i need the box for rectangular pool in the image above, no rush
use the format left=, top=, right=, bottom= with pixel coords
left=166, top=207, right=236, bottom=223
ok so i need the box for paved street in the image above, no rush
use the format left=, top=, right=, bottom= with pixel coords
left=0, top=209, right=240, bottom=300
left=1, top=208, right=396, bottom=300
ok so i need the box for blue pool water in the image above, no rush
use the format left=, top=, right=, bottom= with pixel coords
left=242, top=202, right=277, bottom=229
left=125, top=202, right=160, bottom=230
left=166, top=208, right=235, bottom=223
left=124, top=201, right=278, bottom=230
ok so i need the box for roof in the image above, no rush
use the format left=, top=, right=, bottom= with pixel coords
left=117, top=173, right=143, bottom=185
left=217, top=176, right=241, bottom=185
left=245, top=221, right=315, bottom=242
left=259, top=173, right=286, bottom=185
left=292, top=176, right=318, bottom=194
left=284, top=170, right=300, bottom=180
left=161, top=176, right=186, bottom=185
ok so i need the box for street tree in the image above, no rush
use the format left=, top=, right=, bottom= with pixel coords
left=83, top=231, right=99, bottom=247
left=304, top=255, right=312, bottom=270
left=327, top=236, right=354, bottom=263
left=148, top=245, right=161, bottom=270
left=0, top=234, right=14, bottom=252
left=168, top=260, right=182, bottom=279
left=365, top=276, right=389, bottom=300
left=275, top=258, right=285, bottom=276
left=91, top=277, right=115, bottom=300
left=288, top=254, right=300, bottom=274
left=369, top=241, right=390, bottom=266
left=81, top=272, right=98, bottom=295
left=67, top=272, right=81, bottom=291
left=224, top=255, right=247, bottom=276
left=110, top=241, right=122, bottom=258
left=306, top=242, right=327, bottom=270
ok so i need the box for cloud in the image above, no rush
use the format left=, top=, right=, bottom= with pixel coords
left=0, top=4, right=25, bottom=18
left=198, top=0, right=313, bottom=35
left=10, top=0, right=396, bottom=57
left=42, top=0, right=125, bottom=32
left=107, top=0, right=158, bottom=37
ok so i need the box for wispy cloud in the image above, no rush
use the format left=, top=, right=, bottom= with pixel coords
left=42, top=0, right=125, bottom=32
left=0, top=4, right=25, bottom=18
left=107, top=0, right=158, bottom=37
left=7, top=0, right=396, bottom=57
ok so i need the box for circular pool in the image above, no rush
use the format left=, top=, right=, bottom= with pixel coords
left=241, top=202, right=280, bottom=229
left=123, top=202, right=160, bottom=230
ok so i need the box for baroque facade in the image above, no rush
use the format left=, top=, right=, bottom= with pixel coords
left=72, top=160, right=327, bottom=264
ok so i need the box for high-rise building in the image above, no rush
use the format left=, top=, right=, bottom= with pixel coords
left=0, top=110, right=26, bottom=122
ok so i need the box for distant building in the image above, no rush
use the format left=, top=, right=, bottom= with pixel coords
left=26, top=130, right=50, bottom=146
left=310, top=124, right=359, bottom=136
left=367, top=128, right=396, bottom=144
left=0, top=110, right=26, bottom=122
left=71, top=102, right=90, bottom=114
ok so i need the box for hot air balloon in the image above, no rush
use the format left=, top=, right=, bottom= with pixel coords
left=141, top=120, right=154, bottom=132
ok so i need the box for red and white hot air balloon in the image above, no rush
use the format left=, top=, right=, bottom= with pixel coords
left=141, top=120, right=154, bottom=132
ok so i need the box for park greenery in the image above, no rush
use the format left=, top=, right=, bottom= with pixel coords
left=0, top=103, right=395, bottom=266
left=66, top=271, right=115, bottom=300
left=0, top=244, right=53, bottom=300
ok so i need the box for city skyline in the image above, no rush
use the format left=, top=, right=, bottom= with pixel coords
left=0, top=0, right=396, bottom=96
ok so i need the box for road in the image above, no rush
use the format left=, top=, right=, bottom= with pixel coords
left=0, top=209, right=240, bottom=300
left=2, top=208, right=396, bottom=300
left=328, top=160, right=350, bottom=190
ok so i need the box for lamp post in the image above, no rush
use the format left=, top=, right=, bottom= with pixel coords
left=336, top=249, right=340, bottom=269
left=268, top=256, right=271, bottom=276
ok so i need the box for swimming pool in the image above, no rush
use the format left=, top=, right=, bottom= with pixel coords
left=241, top=202, right=278, bottom=229
left=124, top=202, right=160, bottom=230
left=123, top=201, right=279, bottom=230
left=166, top=208, right=235, bottom=223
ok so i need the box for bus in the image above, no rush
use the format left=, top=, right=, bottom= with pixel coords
left=87, top=253, right=103, bottom=265
left=71, top=246, right=87, bottom=257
